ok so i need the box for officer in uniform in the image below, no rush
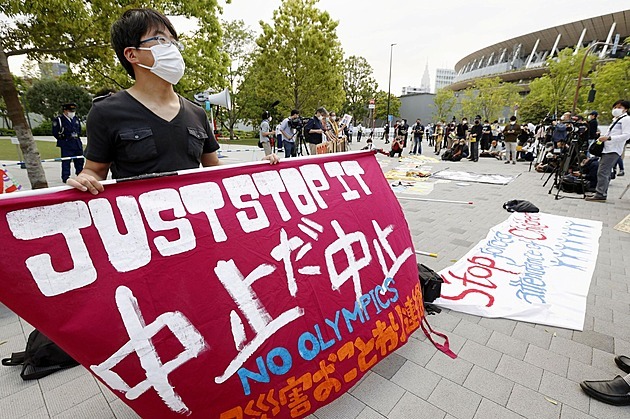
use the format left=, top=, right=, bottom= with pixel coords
left=52, top=103, right=84, bottom=183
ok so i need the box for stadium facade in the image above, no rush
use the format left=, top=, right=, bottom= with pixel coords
left=449, top=9, right=630, bottom=92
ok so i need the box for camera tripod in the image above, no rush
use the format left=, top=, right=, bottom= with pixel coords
left=295, top=128, right=310, bottom=157
left=543, top=140, right=586, bottom=200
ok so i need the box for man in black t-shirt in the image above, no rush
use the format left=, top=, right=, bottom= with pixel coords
left=69, top=8, right=277, bottom=194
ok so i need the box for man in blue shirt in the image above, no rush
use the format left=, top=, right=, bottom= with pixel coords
left=52, top=103, right=84, bottom=183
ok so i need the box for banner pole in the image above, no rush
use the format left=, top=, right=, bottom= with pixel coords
left=415, top=250, right=438, bottom=258
left=397, top=196, right=474, bottom=205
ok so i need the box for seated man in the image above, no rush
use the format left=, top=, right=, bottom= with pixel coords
left=481, top=140, right=504, bottom=159
left=389, top=136, right=403, bottom=158
left=572, top=155, right=599, bottom=192
left=361, top=138, right=375, bottom=151
left=521, top=139, right=538, bottom=162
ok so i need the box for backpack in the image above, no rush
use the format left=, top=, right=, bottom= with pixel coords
left=502, top=199, right=540, bottom=213
left=417, top=263, right=443, bottom=303
left=1, top=329, right=79, bottom=380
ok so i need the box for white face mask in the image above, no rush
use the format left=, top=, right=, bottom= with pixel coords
left=137, top=43, right=185, bottom=85
left=510, top=121, right=516, bottom=125
left=612, top=108, right=625, bottom=118
left=66, top=112, right=76, bottom=119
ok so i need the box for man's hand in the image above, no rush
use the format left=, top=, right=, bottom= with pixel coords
left=598, top=136, right=609, bottom=142
left=262, top=154, right=280, bottom=165
left=67, top=173, right=105, bottom=195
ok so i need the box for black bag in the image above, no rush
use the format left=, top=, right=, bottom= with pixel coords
left=561, top=175, right=585, bottom=194
left=588, top=140, right=604, bottom=157
left=1, top=329, right=79, bottom=380
left=418, top=263, right=443, bottom=303
left=503, top=199, right=539, bottom=213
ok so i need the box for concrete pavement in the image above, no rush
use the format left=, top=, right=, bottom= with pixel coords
left=1, top=135, right=629, bottom=418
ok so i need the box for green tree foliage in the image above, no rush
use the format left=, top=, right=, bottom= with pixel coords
left=342, top=55, right=377, bottom=123
left=431, top=88, right=456, bottom=122
left=373, top=91, right=401, bottom=121
left=239, top=0, right=345, bottom=123
left=459, top=89, right=478, bottom=121
left=591, top=57, right=630, bottom=123
left=523, top=48, right=596, bottom=119
left=0, top=1, right=226, bottom=189
left=25, top=79, right=92, bottom=121
left=518, top=95, right=550, bottom=124
left=217, top=20, right=256, bottom=140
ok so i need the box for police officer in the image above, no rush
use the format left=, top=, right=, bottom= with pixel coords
left=52, top=103, right=84, bottom=183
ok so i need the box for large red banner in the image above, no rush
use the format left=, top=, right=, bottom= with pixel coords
left=0, top=151, right=422, bottom=418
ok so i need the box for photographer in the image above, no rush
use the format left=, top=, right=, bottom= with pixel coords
left=304, top=107, right=328, bottom=155
left=586, top=100, right=630, bottom=202
left=551, top=112, right=571, bottom=146
left=587, top=111, right=600, bottom=155
left=279, top=109, right=300, bottom=158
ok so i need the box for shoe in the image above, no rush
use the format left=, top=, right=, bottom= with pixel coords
left=619, top=170, right=625, bottom=176
left=615, top=355, right=630, bottom=374
left=504, top=161, right=510, bottom=164
left=512, top=161, right=516, bottom=165
left=277, top=148, right=284, bottom=153
left=585, top=194, right=607, bottom=202
left=580, top=376, right=630, bottom=406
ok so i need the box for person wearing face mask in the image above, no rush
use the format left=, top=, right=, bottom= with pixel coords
left=585, top=100, right=630, bottom=202
left=67, top=8, right=278, bottom=194
left=304, top=107, right=328, bottom=156
left=503, top=116, right=521, bottom=165
left=52, top=103, right=84, bottom=183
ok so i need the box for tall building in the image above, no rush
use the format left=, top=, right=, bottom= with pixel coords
left=420, top=62, right=431, bottom=93
left=435, top=68, right=456, bottom=91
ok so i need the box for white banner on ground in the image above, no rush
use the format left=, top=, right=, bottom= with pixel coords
left=435, top=212, right=602, bottom=330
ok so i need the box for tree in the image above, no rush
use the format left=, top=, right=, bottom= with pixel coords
left=0, top=1, right=225, bottom=189
left=524, top=48, right=596, bottom=118
left=459, top=88, right=479, bottom=121
left=217, top=20, right=256, bottom=140
left=432, top=88, right=456, bottom=122
left=239, top=0, right=345, bottom=123
left=25, top=79, right=92, bottom=121
left=473, top=77, right=520, bottom=121
left=373, top=91, right=401, bottom=122
left=591, top=55, right=630, bottom=123
left=342, top=56, right=377, bottom=123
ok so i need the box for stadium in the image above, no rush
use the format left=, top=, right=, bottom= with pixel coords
left=449, top=9, right=630, bottom=92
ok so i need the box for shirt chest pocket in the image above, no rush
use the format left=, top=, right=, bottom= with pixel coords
left=187, top=127, right=208, bottom=159
left=118, top=128, right=158, bottom=162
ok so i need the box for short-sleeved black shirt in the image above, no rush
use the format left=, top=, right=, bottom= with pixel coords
left=85, top=91, right=220, bottom=179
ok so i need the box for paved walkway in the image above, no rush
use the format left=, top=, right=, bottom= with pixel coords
left=1, top=136, right=629, bottom=418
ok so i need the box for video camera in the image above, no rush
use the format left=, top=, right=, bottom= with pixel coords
left=288, top=116, right=310, bottom=130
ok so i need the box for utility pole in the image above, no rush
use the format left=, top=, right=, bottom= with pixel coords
left=387, top=43, right=396, bottom=126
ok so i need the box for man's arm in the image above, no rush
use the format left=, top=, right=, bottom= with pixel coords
left=66, top=160, right=111, bottom=194
left=201, top=152, right=221, bottom=167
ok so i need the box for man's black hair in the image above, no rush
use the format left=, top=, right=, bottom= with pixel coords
left=612, top=100, right=630, bottom=111
left=111, top=8, right=178, bottom=80
left=291, top=109, right=299, bottom=116
left=261, top=110, right=270, bottom=120
left=509, top=115, right=517, bottom=121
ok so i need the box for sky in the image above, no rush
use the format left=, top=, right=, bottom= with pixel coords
left=7, top=1, right=627, bottom=95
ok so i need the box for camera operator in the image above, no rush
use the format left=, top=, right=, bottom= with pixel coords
left=551, top=112, right=571, bottom=146
left=587, top=111, right=600, bottom=156
left=304, top=107, right=328, bottom=155
left=535, top=140, right=568, bottom=173
left=279, top=109, right=300, bottom=158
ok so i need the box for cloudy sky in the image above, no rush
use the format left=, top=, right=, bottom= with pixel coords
left=219, top=0, right=626, bottom=94
left=7, top=1, right=626, bottom=95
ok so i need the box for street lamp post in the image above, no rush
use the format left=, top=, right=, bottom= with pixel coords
left=386, top=43, right=396, bottom=126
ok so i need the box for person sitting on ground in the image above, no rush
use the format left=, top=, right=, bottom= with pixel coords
left=389, top=136, right=403, bottom=158
left=480, top=139, right=504, bottom=159
left=535, top=142, right=566, bottom=173
left=572, top=154, right=599, bottom=192
left=520, top=138, right=537, bottom=162
left=361, top=138, right=375, bottom=151
left=443, top=139, right=469, bottom=161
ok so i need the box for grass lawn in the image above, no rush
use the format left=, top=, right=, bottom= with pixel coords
left=0, top=138, right=59, bottom=160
